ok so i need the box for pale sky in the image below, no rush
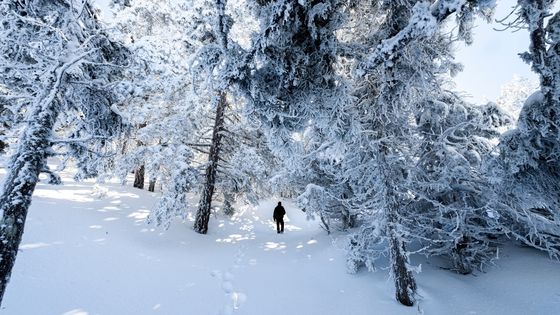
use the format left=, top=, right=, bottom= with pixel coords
left=453, top=0, right=540, bottom=104
left=93, top=0, right=545, bottom=104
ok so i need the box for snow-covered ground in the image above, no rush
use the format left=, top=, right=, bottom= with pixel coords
left=1, top=166, right=559, bottom=315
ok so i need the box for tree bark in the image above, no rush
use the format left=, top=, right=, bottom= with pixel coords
left=387, top=202, right=417, bottom=306
left=223, top=192, right=235, bottom=216
left=524, top=1, right=560, bottom=132
left=148, top=178, right=156, bottom=192
left=0, top=79, right=60, bottom=304
left=379, top=148, right=417, bottom=306
left=133, top=165, right=145, bottom=189
left=194, top=92, right=226, bottom=234
left=378, top=2, right=417, bottom=304
left=0, top=138, right=6, bottom=154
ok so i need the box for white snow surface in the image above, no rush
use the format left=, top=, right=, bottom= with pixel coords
left=1, top=166, right=560, bottom=315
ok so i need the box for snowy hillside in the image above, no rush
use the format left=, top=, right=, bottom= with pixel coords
left=1, top=166, right=558, bottom=315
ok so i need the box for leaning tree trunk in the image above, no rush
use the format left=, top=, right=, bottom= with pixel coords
left=133, top=164, right=145, bottom=189
left=0, top=76, right=61, bottom=304
left=194, top=92, right=227, bottom=234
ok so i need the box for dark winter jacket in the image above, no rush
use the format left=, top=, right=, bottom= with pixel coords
left=273, top=205, right=286, bottom=221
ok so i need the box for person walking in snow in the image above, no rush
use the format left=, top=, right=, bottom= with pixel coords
left=273, top=201, right=286, bottom=234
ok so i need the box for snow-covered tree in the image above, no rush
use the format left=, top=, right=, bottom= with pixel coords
left=344, top=0, right=495, bottom=305
left=410, top=93, right=510, bottom=274
left=215, top=118, right=279, bottom=215
left=246, top=0, right=348, bottom=149
left=0, top=0, right=129, bottom=304
left=243, top=0, right=354, bottom=236
left=497, top=75, right=539, bottom=118
left=497, top=0, right=560, bottom=258
left=343, top=2, right=428, bottom=305
left=191, top=0, right=262, bottom=234
left=110, top=0, right=268, bottom=232
left=108, top=0, right=208, bottom=225
left=295, top=145, right=355, bottom=234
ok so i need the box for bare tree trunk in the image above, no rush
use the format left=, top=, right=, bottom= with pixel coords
left=148, top=178, right=156, bottom=192
left=387, top=201, right=416, bottom=306
left=223, top=192, right=235, bottom=216
left=0, top=138, right=6, bottom=154
left=0, top=88, right=60, bottom=304
left=120, top=139, right=128, bottom=155
left=341, top=207, right=356, bottom=229
left=319, top=214, right=331, bottom=235
left=133, top=165, right=145, bottom=189
left=194, top=93, right=226, bottom=234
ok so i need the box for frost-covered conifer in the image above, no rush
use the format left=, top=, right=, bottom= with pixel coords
left=344, top=2, right=423, bottom=306
left=497, top=0, right=560, bottom=258
left=290, top=130, right=354, bottom=233
left=411, top=93, right=510, bottom=274
left=497, top=75, right=539, bottom=118
left=111, top=0, right=267, bottom=231
left=216, top=120, right=278, bottom=215
left=244, top=0, right=354, bottom=235
left=345, top=0, right=495, bottom=305
left=0, top=0, right=129, bottom=303
left=246, top=0, right=348, bottom=151
left=109, top=0, right=207, bottom=226
left=191, top=0, right=261, bottom=233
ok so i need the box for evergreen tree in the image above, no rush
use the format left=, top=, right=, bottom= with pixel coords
left=111, top=0, right=266, bottom=231
left=191, top=0, right=257, bottom=233
left=344, top=0, right=495, bottom=305
left=0, top=0, right=129, bottom=303
left=244, top=0, right=352, bottom=235
left=498, top=0, right=560, bottom=258
left=411, top=94, right=510, bottom=274
left=497, top=75, right=539, bottom=117
left=109, top=0, right=208, bottom=226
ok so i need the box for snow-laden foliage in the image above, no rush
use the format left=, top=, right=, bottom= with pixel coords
left=499, top=93, right=560, bottom=256
left=109, top=0, right=274, bottom=230
left=410, top=93, right=510, bottom=274
left=246, top=0, right=350, bottom=155
left=147, top=148, right=198, bottom=229
left=497, top=75, right=539, bottom=118
left=496, top=0, right=560, bottom=258
left=109, top=0, right=204, bottom=183
left=341, top=0, right=498, bottom=305
left=0, top=0, right=129, bottom=304
left=218, top=127, right=277, bottom=208
left=0, top=1, right=129, bottom=177
left=361, top=0, right=494, bottom=72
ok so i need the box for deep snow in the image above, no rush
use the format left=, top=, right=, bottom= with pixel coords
left=1, top=165, right=559, bottom=315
